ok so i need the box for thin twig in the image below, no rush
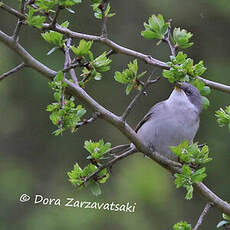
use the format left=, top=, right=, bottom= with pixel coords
left=0, top=63, right=25, bottom=81
left=193, top=202, right=214, bottom=230
left=49, top=6, right=61, bottom=29
left=12, top=0, right=26, bottom=41
left=163, top=19, right=176, bottom=57
left=74, top=112, right=100, bottom=130
left=81, top=147, right=136, bottom=186
left=121, top=73, right=160, bottom=120
left=106, top=49, right=116, bottom=57
left=59, top=39, right=72, bottom=135
left=1, top=28, right=230, bottom=215
left=101, top=0, right=108, bottom=38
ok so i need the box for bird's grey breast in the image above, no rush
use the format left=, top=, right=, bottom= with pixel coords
left=136, top=100, right=200, bottom=160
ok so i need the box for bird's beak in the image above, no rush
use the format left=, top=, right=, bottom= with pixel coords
left=174, top=82, right=183, bottom=91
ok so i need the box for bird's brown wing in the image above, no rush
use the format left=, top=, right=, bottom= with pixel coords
left=135, top=101, right=166, bottom=133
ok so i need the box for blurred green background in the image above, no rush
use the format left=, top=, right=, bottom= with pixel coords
left=0, top=0, right=230, bottom=229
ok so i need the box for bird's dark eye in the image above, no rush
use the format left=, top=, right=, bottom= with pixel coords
left=185, top=90, right=192, bottom=96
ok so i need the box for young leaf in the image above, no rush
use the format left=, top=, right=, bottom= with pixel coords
left=173, top=28, right=193, bottom=49
left=141, top=14, right=169, bottom=40
left=41, top=31, right=64, bottom=47
left=26, top=6, right=46, bottom=29
left=72, top=40, right=93, bottom=57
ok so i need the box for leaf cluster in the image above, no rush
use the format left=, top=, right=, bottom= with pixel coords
left=173, top=221, right=192, bottom=230
left=215, top=106, right=230, bottom=132
left=114, top=59, right=146, bottom=95
left=170, top=140, right=212, bottom=165
left=84, top=139, right=111, bottom=160
left=174, top=165, right=207, bottom=200
left=47, top=72, right=86, bottom=135
left=141, top=14, right=169, bottom=40
left=92, top=2, right=115, bottom=19
left=80, top=51, right=112, bottom=82
left=67, top=139, right=111, bottom=196
left=163, top=52, right=207, bottom=83
left=173, top=28, right=193, bottom=49
left=34, top=0, right=82, bottom=12
left=170, top=140, right=211, bottom=199
left=26, top=6, right=46, bottom=29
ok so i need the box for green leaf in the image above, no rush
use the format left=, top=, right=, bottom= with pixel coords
left=173, top=27, right=193, bottom=49
left=26, top=6, right=46, bottom=29
left=72, top=40, right=93, bottom=57
left=84, top=139, right=111, bottom=159
left=34, top=0, right=56, bottom=12
left=216, top=106, right=230, bottom=131
left=41, top=30, right=64, bottom=47
left=202, top=96, right=210, bottom=110
left=141, top=14, right=169, bottom=40
left=126, top=83, right=134, bottom=95
left=94, top=3, right=115, bottom=19
left=87, top=181, right=102, bottom=196
left=60, top=20, right=70, bottom=28
left=57, top=0, right=82, bottom=7
left=114, top=59, right=145, bottom=95
left=173, top=221, right=192, bottom=230
left=92, top=52, right=112, bottom=73
left=223, top=213, right=230, bottom=221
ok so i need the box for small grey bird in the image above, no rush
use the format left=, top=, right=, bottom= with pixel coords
left=114, top=82, right=203, bottom=161
left=135, top=82, right=203, bottom=160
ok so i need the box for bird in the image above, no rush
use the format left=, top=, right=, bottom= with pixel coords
left=113, top=82, right=203, bottom=161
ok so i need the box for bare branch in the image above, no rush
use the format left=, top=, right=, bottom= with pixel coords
left=0, top=3, right=26, bottom=20
left=163, top=19, right=176, bottom=57
left=0, top=30, right=56, bottom=79
left=193, top=202, right=214, bottom=230
left=121, top=73, right=160, bottom=120
left=75, top=112, right=100, bottom=130
left=101, top=0, right=108, bottom=37
left=49, top=6, right=61, bottom=29
left=0, top=63, right=25, bottom=81
left=198, top=76, right=230, bottom=94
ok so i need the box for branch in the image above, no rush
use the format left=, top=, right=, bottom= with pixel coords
left=0, top=25, right=230, bottom=216
left=193, top=202, right=213, bottom=230
left=121, top=73, right=160, bottom=120
left=1, top=3, right=230, bottom=94
left=49, top=6, right=61, bottom=29
left=0, top=3, right=26, bottom=20
left=0, top=63, right=26, bottom=81
left=81, top=147, right=136, bottom=186
left=74, top=112, right=100, bottom=130
left=163, top=19, right=176, bottom=57
left=101, top=0, right=108, bottom=37
left=12, top=0, right=26, bottom=41
left=198, top=76, right=230, bottom=94
left=0, top=30, right=56, bottom=79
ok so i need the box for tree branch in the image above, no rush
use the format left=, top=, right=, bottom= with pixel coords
left=74, top=112, right=100, bottom=130
left=82, top=147, right=136, bottom=186
left=0, top=63, right=26, bottom=81
left=193, top=202, right=213, bottom=230
left=121, top=73, right=160, bottom=120
left=0, top=17, right=230, bottom=216
left=164, top=19, right=176, bottom=57
left=101, top=0, right=108, bottom=37
left=1, top=3, right=230, bottom=94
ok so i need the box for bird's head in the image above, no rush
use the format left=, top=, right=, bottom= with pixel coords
left=170, top=82, right=203, bottom=113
